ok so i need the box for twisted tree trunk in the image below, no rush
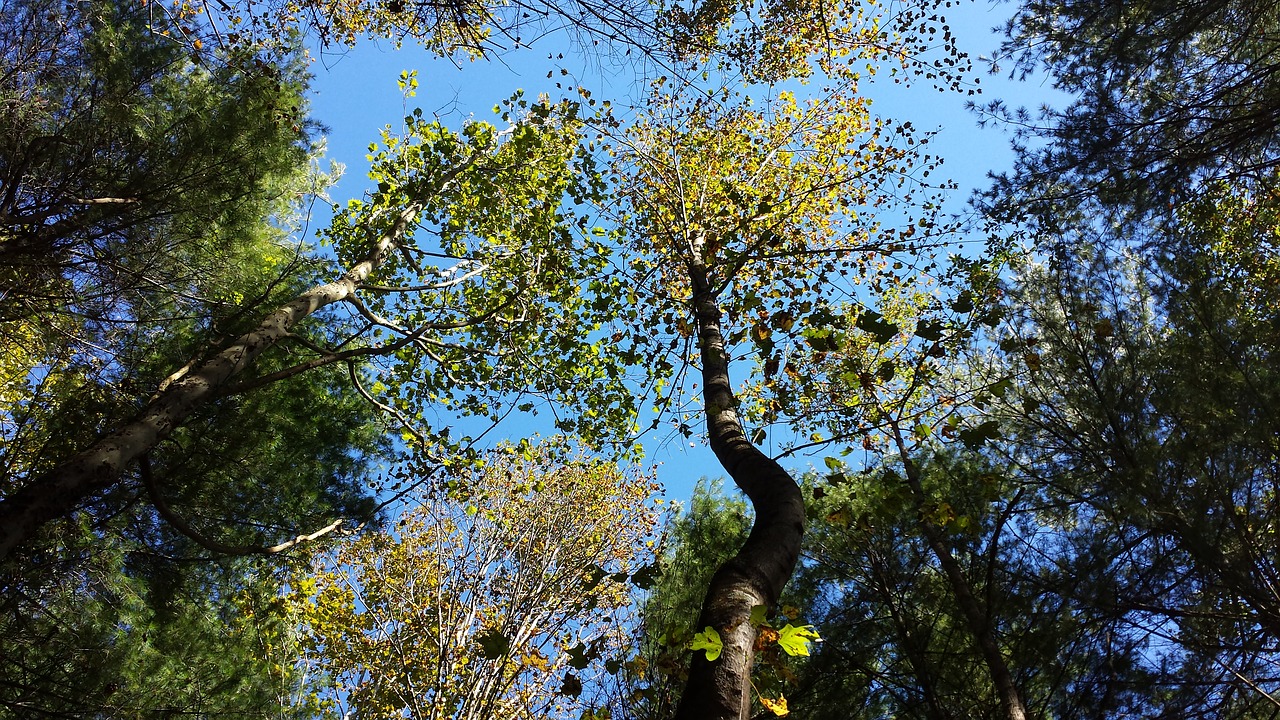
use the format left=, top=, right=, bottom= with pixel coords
left=674, top=268, right=806, bottom=720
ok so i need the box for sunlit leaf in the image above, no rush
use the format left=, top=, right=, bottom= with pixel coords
left=776, top=624, right=820, bottom=656
left=691, top=626, right=723, bottom=661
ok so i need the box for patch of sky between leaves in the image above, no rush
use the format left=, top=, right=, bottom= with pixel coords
left=298, top=0, right=1067, bottom=504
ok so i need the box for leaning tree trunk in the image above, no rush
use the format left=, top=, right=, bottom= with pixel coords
left=674, top=268, right=807, bottom=720
left=0, top=204, right=420, bottom=561
left=891, top=425, right=1029, bottom=720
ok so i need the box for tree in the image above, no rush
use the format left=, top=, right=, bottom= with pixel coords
left=985, top=189, right=1280, bottom=715
left=0, top=540, right=320, bottom=719
left=291, top=441, right=662, bottom=720
left=623, top=0, right=1280, bottom=716
left=609, top=479, right=751, bottom=720
left=0, top=4, right=395, bottom=713
left=0, top=67, right=639, bottom=560
left=0, top=3, right=638, bottom=714
left=602, top=1, right=969, bottom=706
left=980, top=0, right=1280, bottom=218
left=0, top=0, right=387, bottom=557
left=969, top=0, right=1280, bottom=710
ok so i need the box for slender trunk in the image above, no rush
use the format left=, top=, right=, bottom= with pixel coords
left=891, top=426, right=1029, bottom=720
left=674, top=271, right=806, bottom=720
left=867, top=550, right=953, bottom=720
left=0, top=205, right=418, bottom=561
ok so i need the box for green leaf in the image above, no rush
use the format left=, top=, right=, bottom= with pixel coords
left=475, top=628, right=511, bottom=659
left=691, top=626, right=723, bottom=661
left=957, top=420, right=1002, bottom=450
left=855, top=310, right=900, bottom=344
left=803, top=329, right=840, bottom=351
left=560, top=672, right=583, bottom=697
left=566, top=642, right=591, bottom=670
left=750, top=604, right=772, bottom=628
left=629, top=562, right=662, bottom=590
left=777, top=624, right=821, bottom=656
left=914, top=319, right=946, bottom=342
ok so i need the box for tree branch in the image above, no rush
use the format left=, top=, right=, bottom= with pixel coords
left=140, top=453, right=346, bottom=556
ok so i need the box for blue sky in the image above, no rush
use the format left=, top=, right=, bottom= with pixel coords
left=300, top=0, right=1065, bottom=502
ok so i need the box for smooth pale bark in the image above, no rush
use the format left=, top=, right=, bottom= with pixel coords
left=891, top=426, right=1029, bottom=720
left=674, top=267, right=806, bottom=720
left=0, top=205, right=419, bottom=561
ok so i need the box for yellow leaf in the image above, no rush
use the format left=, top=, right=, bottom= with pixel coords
left=777, top=624, right=821, bottom=656
left=761, top=695, right=789, bottom=716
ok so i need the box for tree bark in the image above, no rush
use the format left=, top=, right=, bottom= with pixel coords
left=674, top=270, right=806, bottom=720
left=0, top=204, right=419, bottom=561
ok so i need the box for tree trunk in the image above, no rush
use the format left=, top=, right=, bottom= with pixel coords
left=867, top=549, right=954, bottom=720
left=891, top=426, right=1029, bottom=720
left=0, top=205, right=418, bottom=561
left=674, top=272, right=806, bottom=720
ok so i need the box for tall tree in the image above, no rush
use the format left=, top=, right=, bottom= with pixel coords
left=604, top=3, right=968, bottom=705
left=987, top=191, right=1280, bottom=715
left=981, top=0, right=1280, bottom=217
left=0, top=4, right=393, bottom=714
left=0, top=70, right=638, bottom=559
left=0, top=0, right=383, bottom=557
left=974, top=0, right=1280, bottom=710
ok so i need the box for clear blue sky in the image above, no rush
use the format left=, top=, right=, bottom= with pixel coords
left=301, top=0, right=1064, bottom=502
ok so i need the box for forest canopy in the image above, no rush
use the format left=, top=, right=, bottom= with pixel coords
left=2, top=0, right=1278, bottom=718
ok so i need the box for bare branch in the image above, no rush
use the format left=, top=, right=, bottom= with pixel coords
left=140, top=454, right=346, bottom=556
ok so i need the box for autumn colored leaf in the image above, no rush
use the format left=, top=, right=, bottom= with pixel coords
left=760, top=694, right=790, bottom=716
left=776, top=624, right=821, bottom=656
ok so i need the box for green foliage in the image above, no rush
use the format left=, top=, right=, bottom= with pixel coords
left=607, top=479, right=749, bottom=719
left=786, top=458, right=1035, bottom=719
left=0, top=0, right=313, bottom=327
left=644, top=479, right=751, bottom=649
left=311, top=92, right=640, bottom=486
left=690, top=627, right=723, bottom=661
left=0, top=525, right=316, bottom=718
left=986, top=189, right=1280, bottom=716
left=983, top=0, right=1280, bottom=217
left=0, top=2, right=385, bottom=715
